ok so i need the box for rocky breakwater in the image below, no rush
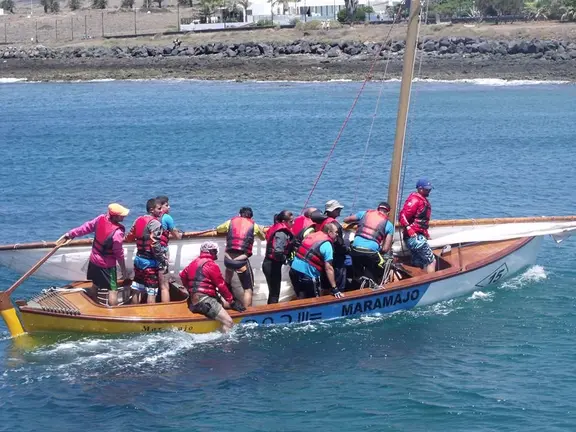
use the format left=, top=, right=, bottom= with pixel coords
left=2, top=37, right=576, bottom=61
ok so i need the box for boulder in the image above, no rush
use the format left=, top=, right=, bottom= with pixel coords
left=422, top=40, right=436, bottom=52
left=327, top=46, right=341, bottom=57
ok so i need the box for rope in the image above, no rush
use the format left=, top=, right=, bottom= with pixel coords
left=301, top=2, right=409, bottom=212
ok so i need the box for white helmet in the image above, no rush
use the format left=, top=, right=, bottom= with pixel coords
left=200, top=241, right=219, bottom=254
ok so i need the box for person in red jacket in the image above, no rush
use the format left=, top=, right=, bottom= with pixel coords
left=399, top=178, right=436, bottom=273
left=179, top=241, right=246, bottom=333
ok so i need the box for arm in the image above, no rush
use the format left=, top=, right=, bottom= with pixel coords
left=124, top=223, right=137, bottom=243
left=254, top=224, right=266, bottom=241
left=324, top=261, right=336, bottom=288
left=343, top=214, right=359, bottom=224
left=398, top=199, right=418, bottom=237
left=206, top=261, right=234, bottom=304
left=179, top=266, right=190, bottom=287
left=382, top=234, right=393, bottom=254
left=66, top=216, right=100, bottom=239
left=163, top=214, right=183, bottom=240
left=272, top=232, right=290, bottom=262
left=149, top=220, right=167, bottom=265
left=215, top=220, right=230, bottom=234
left=111, top=230, right=128, bottom=277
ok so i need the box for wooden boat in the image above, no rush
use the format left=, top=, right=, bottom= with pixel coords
left=10, top=236, right=544, bottom=334
left=1, top=0, right=575, bottom=337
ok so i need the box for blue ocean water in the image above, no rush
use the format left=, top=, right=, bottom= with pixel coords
left=1, top=79, right=576, bottom=431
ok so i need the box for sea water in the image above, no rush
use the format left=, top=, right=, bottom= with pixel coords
left=1, top=79, right=576, bottom=431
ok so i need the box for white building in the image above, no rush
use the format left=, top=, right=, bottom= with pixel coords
left=249, top=0, right=396, bottom=21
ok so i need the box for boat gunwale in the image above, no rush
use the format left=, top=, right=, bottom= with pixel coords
left=17, top=237, right=534, bottom=325
left=1, top=216, right=573, bottom=251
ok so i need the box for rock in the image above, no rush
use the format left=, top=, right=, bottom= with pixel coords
left=301, top=41, right=311, bottom=54
left=422, top=40, right=436, bottom=52
left=476, top=41, right=491, bottom=54
left=327, top=46, right=341, bottom=57
left=225, top=48, right=237, bottom=57
left=439, top=37, right=451, bottom=47
left=258, top=43, right=273, bottom=56
left=163, top=46, right=172, bottom=55
left=292, top=44, right=302, bottom=54
left=391, top=40, right=405, bottom=52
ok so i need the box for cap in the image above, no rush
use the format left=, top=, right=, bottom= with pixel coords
left=310, top=210, right=328, bottom=224
left=108, top=203, right=130, bottom=217
left=325, top=199, right=344, bottom=212
left=377, top=201, right=391, bottom=212
left=200, top=241, right=219, bottom=254
left=416, top=178, right=433, bottom=190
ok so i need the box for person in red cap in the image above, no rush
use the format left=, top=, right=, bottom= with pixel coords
left=399, top=178, right=436, bottom=273
left=64, top=203, right=130, bottom=306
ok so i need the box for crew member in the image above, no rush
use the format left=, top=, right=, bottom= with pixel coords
left=64, top=203, right=130, bottom=306
left=156, top=195, right=183, bottom=303
left=289, top=222, right=343, bottom=299
left=216, top=207, right=266, bottom=308
left=180, top=241, right=246, bottom=333
left=290, top=207, right=326, bottom=261
left=344, top=201, right=394, bottom=287
left=126, top=198, right=167, bottom=304
left=262, top=210, right=294, bottom=304
left=315, top=200, right=348, bottom=292
left=399, top=178, right=436, bottom=273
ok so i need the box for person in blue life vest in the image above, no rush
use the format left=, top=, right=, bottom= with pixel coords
left=216, top=207, right=266, bottom=308
left=289, top=222, right=344, bottom=299
left=343, top=201, right=394, bottom=287
left=315, top=199, right=348, bottom=292
left=399, top=178, right=436, bottom=273
left=156, top=195, right=183, bottom=303
left=126, top=198, right=167, bottom=305
left=179, top=241, right=246, bottom=333
left=262, top=210, right=294, bottom=304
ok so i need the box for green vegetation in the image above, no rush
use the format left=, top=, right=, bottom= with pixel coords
left=1, top=0, right=15, bottom=12
left=91, top=0, right=107, bottom=8
left=425, top=0, right=576, bottom=21
left=40, top=0, right=59, bottom=12
left=337, top=4, right=374, bottom=22
left=68, top=0, right=81, bottom=9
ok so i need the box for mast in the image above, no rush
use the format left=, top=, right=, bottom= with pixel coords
left=387, top=0, right=422, bottom=220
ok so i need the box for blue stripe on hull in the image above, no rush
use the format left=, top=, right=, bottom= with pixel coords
left=240, top=284, right=431, bottom=325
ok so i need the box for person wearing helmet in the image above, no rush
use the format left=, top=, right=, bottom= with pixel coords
left=399, top=178, right=436, bottom=273
left=179, top=241, right=246, bottom=333
left=63, top=203, right=130, bottom=306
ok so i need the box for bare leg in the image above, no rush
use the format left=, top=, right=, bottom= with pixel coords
left=243, top=289, right=253, bottom=308
left=147, top=292, right=157, bottom=304
left=86, top=284, right=98, bottom=302
left=426, top=258, right=436, bottom=274
left=108, top=290, right=118, bottom=307
left=215, top=308, right=234, bottom=333
left=132, top=292, right=142, bottom=304
left=224, top=268, right=234, bottom=286
left=158, top=271, right=171, bottom=303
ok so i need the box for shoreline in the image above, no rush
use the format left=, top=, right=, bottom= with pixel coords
left=2, top=55, right=576, bottom=83
left=2, top=36, right=576, bottom=83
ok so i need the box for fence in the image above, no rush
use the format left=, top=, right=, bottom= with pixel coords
left=0, top=8, right=187, bottom=44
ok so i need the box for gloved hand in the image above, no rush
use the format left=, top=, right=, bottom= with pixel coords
left=230, top=300, right=246, bottom=312
left=331, top=287, right=344, bottom=298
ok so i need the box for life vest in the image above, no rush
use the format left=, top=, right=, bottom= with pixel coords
left=133, top=215, right=157, bottom=258
left=356, top=210, right=389, bottom=245
left=93, top=215, right=124, bottom=256
left=413, top=194, right=431, bottom=231
left=226, top=216, right=255, bottom=256
left=160, top=215, right=170, bottom=248
left=295, top=231, right=332, bottom=272
left=292, top=215, right=314, bottom=239
left=265, top=222, right=293, bottom=261
left=185, top=256, right=218, bottom=298
left=315, top=216, right=336, bottom=232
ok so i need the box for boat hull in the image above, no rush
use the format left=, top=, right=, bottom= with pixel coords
left=16, top=237, right=543, bottom=335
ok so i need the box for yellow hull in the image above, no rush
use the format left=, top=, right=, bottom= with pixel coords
left=19, top=310, right=243, bottom=334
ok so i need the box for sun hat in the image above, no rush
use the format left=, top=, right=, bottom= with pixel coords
left=325, top=199, right=344, bottom=212
left=108, top=203, right=130, bottom=217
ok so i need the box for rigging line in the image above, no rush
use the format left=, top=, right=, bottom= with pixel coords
left=301, top=2, right=409, bottom=212
left=351, top=7, right=406, bottom=212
